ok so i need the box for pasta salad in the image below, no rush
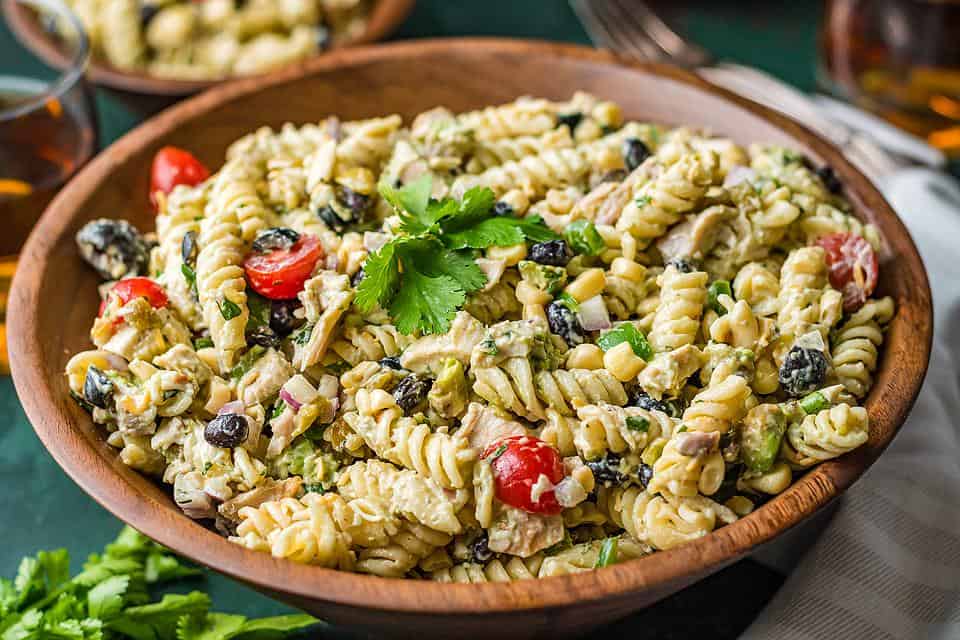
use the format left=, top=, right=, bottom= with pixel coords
left=66, top=93, right=892, bottom=582
left=58, top=0, right=370, bottom=80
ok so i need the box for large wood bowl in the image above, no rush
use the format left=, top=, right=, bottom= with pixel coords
left=2, top=0, right=414, bottom=95
left=8, top=39, right=932, bottom=640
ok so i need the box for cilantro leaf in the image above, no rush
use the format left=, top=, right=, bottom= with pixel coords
left=389, top=269, right=465, bottom=335
left=514, top=215, right=561, bottom=243
left=404, top=241, right=486, bottom=293
left=354, top=242, right=399, bottom=313
left=442, top=217, right=525, bottom=250
left=87, top=575, right=129, bottom=619
left=440, top=186, right=496, bottom=232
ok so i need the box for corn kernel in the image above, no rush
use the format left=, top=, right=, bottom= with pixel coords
left=486, top=243, right=527, bottom=266
left=565, top=268, right=607, bottom=302
left=603, top=341, right=645, bottom=381
left=611, top=257, right=647, bottom=283
left=566, top=344, right=604, bottom=370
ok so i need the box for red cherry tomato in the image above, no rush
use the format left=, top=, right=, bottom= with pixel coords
left=815, top=232, right=879, bottom=312
left=98, top=277, right=169, bottom=325
left=243, top=234, right=322, bottom=300
left=150, top=146, right=210, bottom=210
left=482, top=435, right=564, bottom=515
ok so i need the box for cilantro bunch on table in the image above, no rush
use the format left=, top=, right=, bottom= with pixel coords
left=355, top=176, right=558, bottom=335
left=0, top=527, right=316, bottom=640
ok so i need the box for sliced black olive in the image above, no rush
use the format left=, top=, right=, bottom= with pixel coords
left=778, top=346, right=828, bottom=397
left=315, top=24, right=331, bottom=51
left=816, top=165, right=843, bottom=194
left=76, top=219, right=151, bottom=280
left=470, top=534, right=494, bottom=564
left=83, top=365, right=113, bottom=409
left=379, top=356, right=402, bottom=370
left=181, top=230, right=198, bottom=266
left=393, top=374, right=431, bottom=413
left=140, top=3, right=160, bottom=26
left=622, top=137, right=651, bottom=172
left=492, top=201, right=515, bottom=217
left=665, top=257, right=696, bottom=274
left=638, top=463, right=654, bottom=489
left=546, top=301, right=584, bottom=347
left=204, top=413, right=249, bottom=448
left=556, top=112, right=583, bottom=131
left=528, top=240, right=573, bottom=267
left=629, top=389, right=672, bottom=414
left=247, top=324, right=280, bottom=348
left=350, top=268, right=365, bottom=287
left=586, top=454, right=625, bottom=485
left=337, top=186, right=371, bottom=216
left=318, top=205, right=347, bottom=234
left=269, top=299, right=304, bottom=337
left=252, top=227, right=300, bottom=253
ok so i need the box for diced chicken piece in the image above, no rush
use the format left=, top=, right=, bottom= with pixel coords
left=238, top=348, right=295, bottom=406
left=656, top=204, right=733, bottom=263
left=218, top=477, right=302, bottom=522
left=400, top=311, right=485, bottom=375
left=674, top=430, right=721, bottom=457
left=458, top=402, right=529, bottom=451
left=487, top=506, right=564, bottom=558
left=637, top=344, right=705, bottom=400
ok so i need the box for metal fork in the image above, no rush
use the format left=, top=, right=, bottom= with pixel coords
left=570, top=0, right=943, bottom=181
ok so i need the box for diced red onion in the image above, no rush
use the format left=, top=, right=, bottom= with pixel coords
left=218, top=400, right=244, bottom=416
left=577, top=295, right=611, bottom=331
left=279, top=389, right=302, bottom=412
left=723, top=166, right=757, bottom=188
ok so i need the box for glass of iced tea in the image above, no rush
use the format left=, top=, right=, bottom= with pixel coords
left=0, top=0, right=97, bottom=371
left=820, top=0, right=960, bottom=158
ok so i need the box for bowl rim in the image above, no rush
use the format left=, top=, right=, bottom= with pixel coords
left=1, top=0, right=416, bottom=95
left=8, top=37, right=933, bottom=615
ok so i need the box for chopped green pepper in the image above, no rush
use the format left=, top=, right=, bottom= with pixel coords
left=800, top=391, right=829, bottom=414
left=595, top=537, right=619, bottom=568
left=597, top=323, right=653, bottom=361
left=707, top=280, right=733, bottom=315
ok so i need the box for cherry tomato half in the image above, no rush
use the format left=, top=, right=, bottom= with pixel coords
left=150, top=146, right=210, bottom=210
left=482, top=435, right=564, bottom=515
left=98, top=277, right=169, bottom=324
left=815, top=232, right=878, bottom=312
left=243, top=234, right=322, bottom=300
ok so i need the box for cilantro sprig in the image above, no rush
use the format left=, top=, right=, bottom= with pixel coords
left=0, top=527, right=316, bottom=640
left=357, top=175, right=559, bottom=335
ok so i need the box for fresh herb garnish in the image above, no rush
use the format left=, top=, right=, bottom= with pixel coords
left=193, top=337, right=213, bottom=350
left=356, top=175, right=558, bottom=335
left=180, top=263, right=198, bottom=296
left=555, top=292, right=580, bottom=313
left=597, top=323, right=653, bottom=360
left=0, top=527, right=315, bottom=640
left=707, top=280, right=733, bottom=315
left=217, top=298, right=241, bottom=321
left=269, top=399, right=287, bottom=421
left=595, top=537, right=619, bottom=568
left=634, top=194, right=652, bottom=208
left=563, top=219, right=605, bottom=256
left=489, top=443, right=508, bottom=460
left=302, top=483, right=326, bottom=494
left=229, top=345, right=266, bottom=380
left=625, top=416, right=650, bottom=432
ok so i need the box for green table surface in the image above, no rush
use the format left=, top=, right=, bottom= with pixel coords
left=1, top=2, right=824, bottom=637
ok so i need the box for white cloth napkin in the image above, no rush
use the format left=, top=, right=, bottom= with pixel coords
left=742, top=167, right=960, bottom=640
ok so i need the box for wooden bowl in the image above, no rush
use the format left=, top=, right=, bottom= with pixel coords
left=8, top=39, right=932, bottom=640
left=2, top=0, right=415, bottom=96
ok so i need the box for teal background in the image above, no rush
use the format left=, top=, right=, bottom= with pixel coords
left=1, top=1, right=823, bottom=636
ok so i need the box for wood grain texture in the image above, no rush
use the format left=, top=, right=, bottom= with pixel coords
left=1, top=0, right=414, bottom=95
left=7, top=39, right=933, bottom=640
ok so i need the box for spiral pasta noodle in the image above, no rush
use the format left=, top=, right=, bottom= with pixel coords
left=831, top=297, right=895, bottom=398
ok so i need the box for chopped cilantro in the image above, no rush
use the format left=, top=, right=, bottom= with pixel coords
left=358, top=177, right=556, bottom=335
left=563, top=219, right=605, bottom=256
left=217, top=298, right=241, bottom=321
left=707, top=280, right=733, bottom=315
left=228, top=345, right=266, bottom=380
left=269, top=399, right=287, bottom=421
left=626, top=416, right=650, bottom=432
left=634, top=194, right=652, bottom=208
left=193, top=337, right=213, bottom=350
left=555, top=292, right=580, bottom=313
left=489, top=443, right=508, bottom=460
left=180, top=263, right=197, bottom=295
left=302, top=483, right=326, bottom=494
left=595, top=537, right=619, bottom=568
left=292, top=323, right=313, bottom=346
left=480, top=337, right=499, bottom=356
left=677, top=425, right=688, bottom=433
left=597, top=323, right=653, bottom=360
